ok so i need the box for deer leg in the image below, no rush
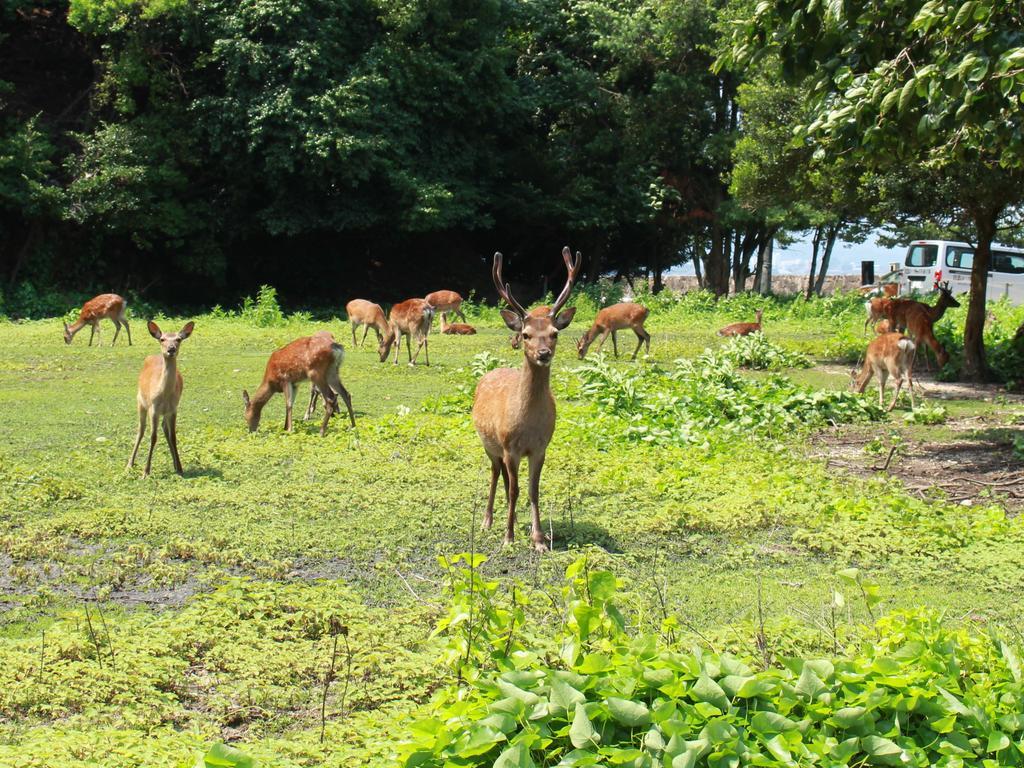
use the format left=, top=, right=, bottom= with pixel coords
left=596, top=329, right=610, bottom=353
left=309, top=373, right=336, bottom=436
left=304, top=386, right=320, bottom=420
left=527, top=452, right=548, bottom=552
left=406, top=333, right=413, bottom=364
left=111, top=320, right=121, bottom=346
left=632, top=330, right=646, bottom=360
left=361, top=324, right=371, bottom=347
left=351, top=322, right=358, bottom=347
left=326, top=367, right=356, bottom=428
left=483, top=458, right=500, bottom=530
left=907, top=367, right=915, bottom=410
left=284, top=382, right=295, bottom=431
left=164, top=413, right=184, bottom=474
left=611, top=331, right=619, bottom=358
left=88, top=324, right=96, bottom=346
left=143, top=411, right=160, bottom=477
left=456, top=306, right=467, bottom=323
left=128, top=406, right=146, bottom=468
left=877, top=369, right=888, bottom=408
left=124, top=318, right=132, bottom=346
left=393, top=333, right=402, bottom=365
left=422, top=337, right=430, bottom=366
left=887, top=376, right=904, bottom=412
left=502, top=454, right=521, bottom=546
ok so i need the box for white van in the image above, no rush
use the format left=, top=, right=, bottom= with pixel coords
left=899, top=240, right=1024, bottom=304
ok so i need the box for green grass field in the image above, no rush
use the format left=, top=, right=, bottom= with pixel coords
left=1, top=298, right=1022, bottom=766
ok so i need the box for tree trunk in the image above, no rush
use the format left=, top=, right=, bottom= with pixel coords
left=962, top=210, right=994, bottom=381
left=761, top=237, right=774, bottom=295
left=812, top=224, right=839, bottom=295
left=692, top=238, right=705, bottom=290
left=805, top=225, right=822, bottom=300
left=651, top=246, right=664, bottom=294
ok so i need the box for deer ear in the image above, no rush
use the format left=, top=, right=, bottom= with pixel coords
left=242, top=390, right=251, bottom=408
left=553, top=306, right=576, bottom=330
left=179, top=321, right=195, bottom=338
left=500, top=309, right=523, bottom=333
left=147, top=321, right=162, bottom=339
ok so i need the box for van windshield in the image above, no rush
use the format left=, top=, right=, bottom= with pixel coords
left=906, top=244, right=937, bottom=267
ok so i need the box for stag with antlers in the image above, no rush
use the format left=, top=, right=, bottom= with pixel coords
left=472, top=247, right=580, bottom=551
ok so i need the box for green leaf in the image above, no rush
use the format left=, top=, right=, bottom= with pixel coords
left=690, top=674, right=729, bottom=711
left=860, top=735, right=906, bottom=765
left=987, top=730, right=1010, bottom=752
left=494, top=742, right=536, bottom=768
left=550, top=677, right=586, bottom=715
left=795, top=664, right=828, bottom=700
left=195, top=744, right=255, bottom=768
left=606, top=697, right=651, bottom=727
left=570, top=703, right=600, bottom=749
left=898, top=79, right=917, bottom=114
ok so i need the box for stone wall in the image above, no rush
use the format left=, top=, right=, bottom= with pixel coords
left=660, top=274, right=865, bottom=296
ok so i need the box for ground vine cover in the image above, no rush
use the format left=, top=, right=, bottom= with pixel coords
left=0, top=292, right=1022, bottom=766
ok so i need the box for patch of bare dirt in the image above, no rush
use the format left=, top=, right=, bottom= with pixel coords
left=817, top=364, right=1024, bottom=403
left=810, top=423, right=1024, bottom=513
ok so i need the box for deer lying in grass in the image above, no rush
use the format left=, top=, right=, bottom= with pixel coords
left=473, top=247, right=580, bottom=551
left=576, top=303, right=651, bottom=360
left=64, top=293, right=132, bottom=346
left=717, top=309, right=763, bottom=337
left=885, top=282, right=960, bottom=368
left=346, top=299, right=389, bottom=347
left=128, top=321, right=194, bottom=476
left=440, top=315, right=477, bottom=334
left=510, top=305, right=551, bottom=349
left=424, top=290, right=466, bottom=326
left=380, top=299, right=434, bottom=365
left=850, top=332, right=916, bottom=411
left=243, top=331, right=355, bottom=436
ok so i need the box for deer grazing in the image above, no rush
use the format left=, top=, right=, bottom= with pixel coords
left=127, top=321, right=194, bottom=476
left=243, top=331, right=355, bottom=436
left=576, top=303, right=651, bottom=360
left=440, top=315, right=477, bottom=335
left=511, top=305, right=551, bottom=349
left=64, top=293, right=132, bottom=346
left=717, top=309, right=763, bottom=337
left=850, top=332, right=916, bottom=411
left=473, top=246, right=580, bottom=551
left=884, top=283, right=960, bottom=368
left=346, top=299, right=389, bottom=347
left=380, top=299, right=434, bottom=365
left=424, top=290, right=466, bottom=326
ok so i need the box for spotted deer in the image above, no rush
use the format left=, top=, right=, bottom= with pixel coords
left=346, top=299, right=389, bottom=347
left=472, top=247, right=580, bottom=551
left=128, top=321, right=194, bottom=476
left=64, top=293, right=132, bottom=346
left=424, top=290, right=467, bottom=326
left=243, top=332, right=355, bottom=436
left=576, top=303, right=651, bottom=360
left=379, top=299, right=434, bottom=365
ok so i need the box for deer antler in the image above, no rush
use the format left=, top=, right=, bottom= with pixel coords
left=550, top=247, right=582, bottom=317
left=492, top=252, right=528, bottom=318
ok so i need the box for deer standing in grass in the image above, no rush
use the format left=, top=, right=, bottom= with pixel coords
left=884, top=283, right=960, bottom=368
left=473, top=247, right=580, bottom=551
left=864, top=297, right=895, bottom=331
left=717, top=309, right=763, bottom=337
left=440, top=315, right=477, bottom=335
left=576, top=303, right=651, bottom=360
left=380, top=299, right=434, bottom=365
left=243, top=331, right=355, bottom=436
left=346, top=299, right=389, bottom=348
left=64, top=293, right=132, bottom=346
left=851, top=332, right=917, bottom=411
left=128, top=321, right=194, bottom=476
left=424, top=290, right=466, bottom=326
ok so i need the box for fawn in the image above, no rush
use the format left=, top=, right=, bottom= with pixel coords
left=64, top=293, right=131, bottom=346
left=851, top=332, right=917, bottom=411
left=576, top=303, right=651, bottom=360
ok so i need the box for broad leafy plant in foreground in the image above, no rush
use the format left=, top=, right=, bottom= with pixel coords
left=402, top=558, right=1024, bottom=768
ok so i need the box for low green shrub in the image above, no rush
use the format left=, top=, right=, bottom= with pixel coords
left=239, top=285, right=286, bottom=327
left=401, top=557, right=1024, bottom=768
left=714, top=333, right=811, bottom=370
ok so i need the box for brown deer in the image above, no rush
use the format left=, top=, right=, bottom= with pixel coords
left=424, top=290, right=467, bottom=326
left=346, top=299, right=389, bottom=347
left=440, top=315, right=477, bottom=335
left=243, top=332, right=355, bottom=436
left=874, top=319, right=893, bottom=334
left=380, top=299, right=434, bottom=365
left=576, top=303, right=651, bottom=360
left=717, top=309, right=763, bottom=337
left=473, top=247, right=580, bottom=551
left=127, top=321, right=194, bottom=476
left=64, top=293, right=132, bottom=346
left=885, top=283, right=960, bottom=368
left=850, top=332, right=917, bottom=411
left=864, top=297, right=895, bottom=331
left=511, top=305, right=551, bottom=349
